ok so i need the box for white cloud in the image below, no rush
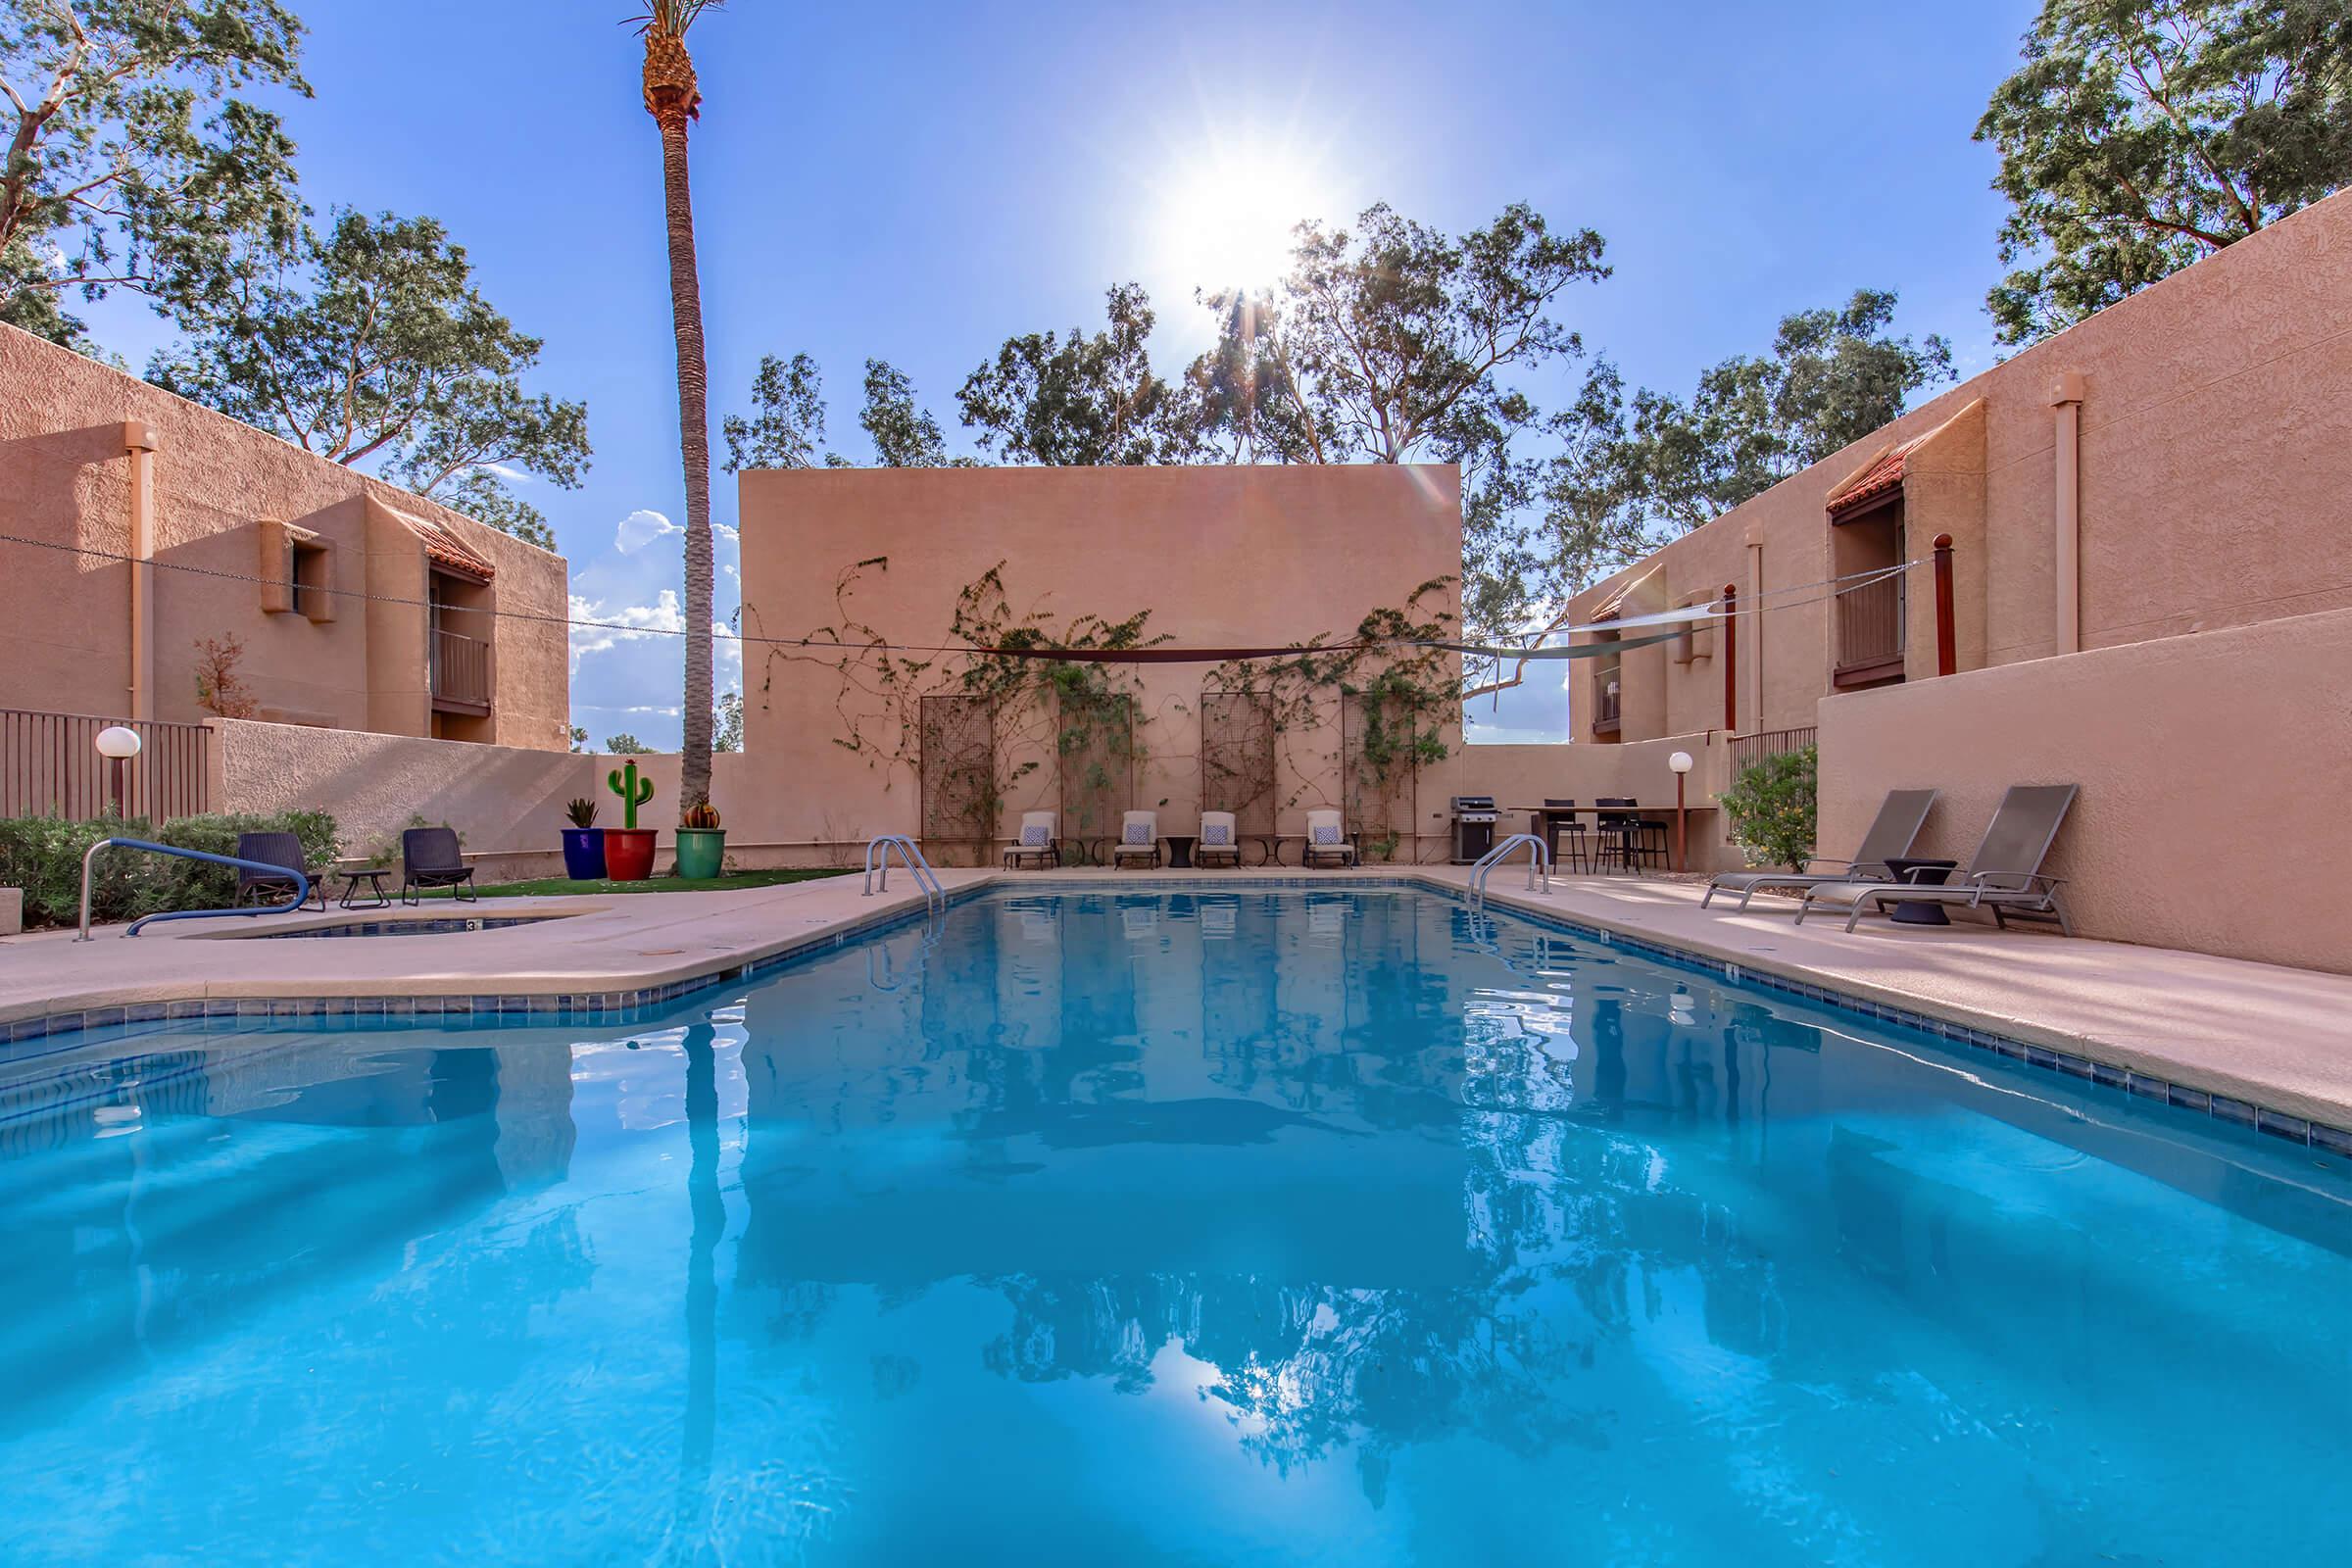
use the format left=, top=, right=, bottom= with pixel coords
left=568, top=589, right=683, bottom=672
left=477, top=462, right=531, bottom=482
left=614, top=508, right=682, bottom=554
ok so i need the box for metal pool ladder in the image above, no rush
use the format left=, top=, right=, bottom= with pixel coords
left=862, top=834, right=945, bottom=912
left=1468, top=833, right=1551, bottom=910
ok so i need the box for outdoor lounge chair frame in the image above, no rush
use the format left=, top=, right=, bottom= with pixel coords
left=1196, top=810, right=1243, bottom=868
left=1701, top=789, right=1938, bottom=911
left=400, top=826, right=478, bottom=905
left=1111, top=810, right=1160, bottom=869
left=1795, top=784, right=2078, bottom=935
left=1003, top=811, right=1061, bottom=869
left=1300, top=808, right=1357, bottom=868
left=234, top=830, right=327, bottom=911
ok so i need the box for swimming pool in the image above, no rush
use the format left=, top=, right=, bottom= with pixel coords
left=1, top=887, right=2343, bottom=1563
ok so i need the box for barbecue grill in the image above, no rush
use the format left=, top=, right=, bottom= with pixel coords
left=1448, top=795, right=1499, bottom=864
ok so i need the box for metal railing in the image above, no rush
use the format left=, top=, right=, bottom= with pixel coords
left=1728, top=725, right=1818, bottom=773
left=1, top=709, right=211, bottom=821
left=1592, top=679, right=1623, bottom=733
left=1836, top=575, right=1905, bottom=674
left=77, top=836, right=312, bottom=941
left=430, top=628, right=491, bottom=708
left=862, top=834, right=944, bottom=911
left=1468, top=832, right=1551, bottom=910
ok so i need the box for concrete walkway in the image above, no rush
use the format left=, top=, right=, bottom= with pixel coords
left=4, top=865, right=2348, bottom=1129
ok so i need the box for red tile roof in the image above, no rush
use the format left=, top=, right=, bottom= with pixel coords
left=391, top=508, right=497, bottom=580
left=1825, top=431, right=1932, bottom=515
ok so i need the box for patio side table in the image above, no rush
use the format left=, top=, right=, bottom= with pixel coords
left=1881, top=858, right=1960, bottom=925
left=1163, top=834, right=1198, bottom=869
left=336, top=867, right=392, bottom=909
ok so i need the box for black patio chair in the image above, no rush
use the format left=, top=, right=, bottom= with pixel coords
left=401, top=826, right=476, bottom=905
left=235, top=830, right=325, bottom=910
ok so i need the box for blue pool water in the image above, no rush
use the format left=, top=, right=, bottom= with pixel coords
left=1, top=887, right=2345, bottom=1564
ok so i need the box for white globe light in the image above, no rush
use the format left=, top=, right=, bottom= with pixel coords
left=1668, top=750, right=1694, bottom=774
left=94, top=725, right=143, bottom=760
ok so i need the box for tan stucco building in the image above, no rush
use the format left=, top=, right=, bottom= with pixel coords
left=1544, top=185, right=2352, bottom=973
left=0, top=323, right=570, bottom=752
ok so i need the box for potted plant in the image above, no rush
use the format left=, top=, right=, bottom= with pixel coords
left=603, top=760, right=658, bottom=881
left=674, top=800, right=725, bottom=879
left=560, top=797, right=606, bottom=880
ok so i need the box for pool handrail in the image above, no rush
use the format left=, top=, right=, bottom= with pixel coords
left=1468, top=833, right=1551, bottom=909
left=862, top=834, right=944, bottom=911
left=77, top=836, right=315, bottom=941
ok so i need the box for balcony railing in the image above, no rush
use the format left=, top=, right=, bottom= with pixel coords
left=430, top=628, right=490, bottom=710
left=1835, top=576, right=1905, bottom=682
left=1592, top=677, right=1622, bottom=735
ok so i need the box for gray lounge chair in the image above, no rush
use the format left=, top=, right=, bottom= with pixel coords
left=1701, top=788, right=1938, bottom=911
left=1796, top=784, right=2079, bottom=934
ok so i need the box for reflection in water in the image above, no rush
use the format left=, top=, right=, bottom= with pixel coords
left=0, top=891, right=2347, bottom=1563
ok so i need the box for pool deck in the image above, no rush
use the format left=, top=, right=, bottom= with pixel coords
left=3, top=865, right=2348, bottom=1132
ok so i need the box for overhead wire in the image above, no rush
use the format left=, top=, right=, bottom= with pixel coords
left=0, top=529, right=1926, bottom=664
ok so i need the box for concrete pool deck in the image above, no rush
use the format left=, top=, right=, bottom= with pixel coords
left=2, top=865, right=2348, bottom=1134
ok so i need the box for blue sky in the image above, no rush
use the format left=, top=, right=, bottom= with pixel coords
left=81, top=0, right=2041, bottom=748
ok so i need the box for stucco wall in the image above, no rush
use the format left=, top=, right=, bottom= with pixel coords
left=0, top=322, right=568, bottom=749
left=737, top=465, right=1465, bottom=860
left=1566, top=183, right=2352, bottom=745
left=1814, top=606, right=2352, bottom=974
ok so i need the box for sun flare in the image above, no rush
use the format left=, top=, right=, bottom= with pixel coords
left=1154, top=142, right=1335, bottom=294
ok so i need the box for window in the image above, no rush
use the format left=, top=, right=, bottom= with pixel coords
left=257, top=519, right=334, bottom=623
left=292, top=537, right=333, bottom=621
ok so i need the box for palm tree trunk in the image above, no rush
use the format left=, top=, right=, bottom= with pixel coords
left=656, top=107, right=715, bottom=807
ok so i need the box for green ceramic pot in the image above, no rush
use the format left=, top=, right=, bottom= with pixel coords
left=672, top=827, right=726, bottom=880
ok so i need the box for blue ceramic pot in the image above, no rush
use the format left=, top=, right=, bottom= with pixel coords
left=561, top=826, right=606, bottom=881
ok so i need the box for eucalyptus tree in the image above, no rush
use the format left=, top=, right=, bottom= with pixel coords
left=0, top=0, right=306, bottom=347
left=1613, top=289, right=1954, bottom=531
left=721, top=351, right=837, bottom=471
left=956, top=282, right=1205, bottom=465
left=1978, top=0, right=2352, bottom=345
left=634, top=0, right=723, bottom=808
left=150, top=209, right=590, bottom=547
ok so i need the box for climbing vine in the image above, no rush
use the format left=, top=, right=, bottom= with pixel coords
left=747, top=564, right=1459, bottom=860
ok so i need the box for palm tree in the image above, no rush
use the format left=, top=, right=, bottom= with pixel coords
left=634, top=0, right=722, bottom=806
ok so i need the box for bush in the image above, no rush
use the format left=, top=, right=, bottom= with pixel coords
left=1720, top=745, right=1817, bottom=871
left=0, top=810, right=341, bottom=929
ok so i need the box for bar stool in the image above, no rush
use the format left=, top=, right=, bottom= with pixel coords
left=1542, top=799, right=1591, bottom=873
left=1594, top=798, right=1641, bottom=873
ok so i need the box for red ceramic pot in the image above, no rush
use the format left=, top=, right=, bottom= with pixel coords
left=603, top=828, right=658, bottom=881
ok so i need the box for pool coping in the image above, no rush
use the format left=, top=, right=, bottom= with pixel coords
left=5, top=868, right=2348, bottom=1155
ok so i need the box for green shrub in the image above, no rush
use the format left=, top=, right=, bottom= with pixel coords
left=1720, top=745, right=1817, bottom=871
left=0, top=810, right=341, bottom=929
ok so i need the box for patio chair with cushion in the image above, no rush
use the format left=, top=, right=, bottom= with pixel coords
left=1301, top=808, right=1357, bottom=868
left=234, top=830, right=325, bottom=910
left=400, top=826, right=477, bottom=905
left=1197, top=811, right=1242, bottom=868
left=1796, top=784, right=2079, bottom=934
left=1004, top=810, right=1059, bottom=869
left=1110, top=810, right=1160, bottom=869
left=1703, top=788, right=1938, bottom=911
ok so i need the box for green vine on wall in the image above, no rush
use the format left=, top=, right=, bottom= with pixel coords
left=746, top=564, right=1459, bottom=858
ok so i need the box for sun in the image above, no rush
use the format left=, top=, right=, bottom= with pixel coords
left=1154, top=142, right=1335, bottom=295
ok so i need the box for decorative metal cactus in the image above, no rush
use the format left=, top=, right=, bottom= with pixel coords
left=607, top=760, right=655, bottom=829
